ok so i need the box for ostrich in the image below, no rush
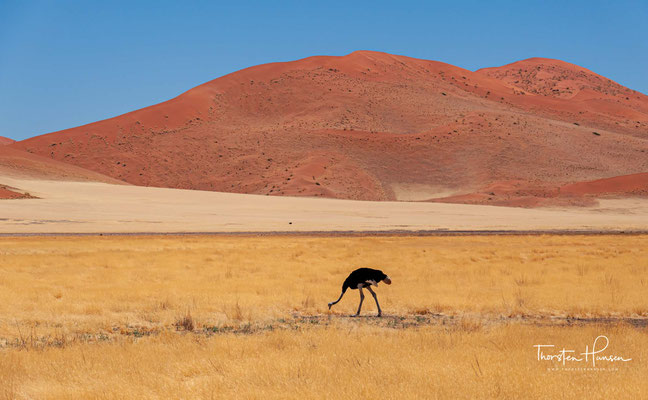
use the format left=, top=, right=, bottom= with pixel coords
left=328, top=268, right=391, bottom=317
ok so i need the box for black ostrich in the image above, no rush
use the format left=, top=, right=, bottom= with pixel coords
left=328, top=268, right=391, bottom=317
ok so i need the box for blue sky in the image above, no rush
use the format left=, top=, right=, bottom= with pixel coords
left=1, top=0, right=646, bottom=141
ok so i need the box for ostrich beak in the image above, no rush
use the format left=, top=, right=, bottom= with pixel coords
left=383, top=277, right=392, bottom=285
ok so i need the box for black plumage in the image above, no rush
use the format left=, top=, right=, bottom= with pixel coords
left=328, top=268, right=392, bottom=317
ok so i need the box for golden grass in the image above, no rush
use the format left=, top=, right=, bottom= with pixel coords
left=1, top=323, right=646, bottom=399
left=1, top=234, right=646, bottom=338
left=0, top=234, right=646, bottom=398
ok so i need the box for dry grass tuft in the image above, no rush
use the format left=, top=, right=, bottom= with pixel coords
left=175, top=310, right=195, bottom=331
left=455, top=317, right=484, bottom=332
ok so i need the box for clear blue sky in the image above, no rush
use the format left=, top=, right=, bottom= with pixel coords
left=1, top=0, right=646, bottom=141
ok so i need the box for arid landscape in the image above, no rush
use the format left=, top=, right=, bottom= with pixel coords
left=1, top=52, right=647, bottom=236
left=2, top=51, right=647, bottom=207
left=0, top=235, right=646, bottom=399
left=1, top=47, right=647, bottom=399
left=1, top=176, right=648, bottom=234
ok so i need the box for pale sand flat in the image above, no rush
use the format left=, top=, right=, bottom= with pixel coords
left=0, top=176, right=647, bottom=234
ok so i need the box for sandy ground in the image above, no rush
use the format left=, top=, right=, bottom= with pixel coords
left=1, top=177, right=647, bottom=234
left=390, top=182, right=467, bottom=201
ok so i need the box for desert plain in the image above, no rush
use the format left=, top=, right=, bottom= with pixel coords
left=1, top=177, right=648, bottom=234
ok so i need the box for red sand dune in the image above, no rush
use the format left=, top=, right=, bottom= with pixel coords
left=0, top=146, right=125, bottom=184
left=560, top=172, right=648, bottom=197
left=0, top=184, right=36, bottom=200
left=431, top=173, right=648, bottom=208
left=8, top=51, right=648, bottom=205
left=0, top=136, right=15, bottom=146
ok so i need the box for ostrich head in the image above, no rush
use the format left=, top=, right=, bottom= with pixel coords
left=379, top=271, right=392, bottom=285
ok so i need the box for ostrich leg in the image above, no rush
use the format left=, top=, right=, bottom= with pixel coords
left=354, top=287, right=365, bottom=316
left=366, top=286, right=382, bottom=317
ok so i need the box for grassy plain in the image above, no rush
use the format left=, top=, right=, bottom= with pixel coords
left=0, top=235, right=646, bottom=398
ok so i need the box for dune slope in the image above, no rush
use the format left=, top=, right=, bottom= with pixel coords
left=0, top=146, right=124, bottom=184
left=10, top=51, right=648, bottom=204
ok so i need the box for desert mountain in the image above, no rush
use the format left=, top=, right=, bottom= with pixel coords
left=0, top=144, right=125, bottom=199
left=0, top=136, right=15, bottom=146
left=0, top=146, right=124, bottom=183
left=9, top=51, right=648, bottom=205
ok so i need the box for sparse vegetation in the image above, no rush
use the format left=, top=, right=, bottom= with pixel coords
left=174, top=310, right=195, bottom=331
